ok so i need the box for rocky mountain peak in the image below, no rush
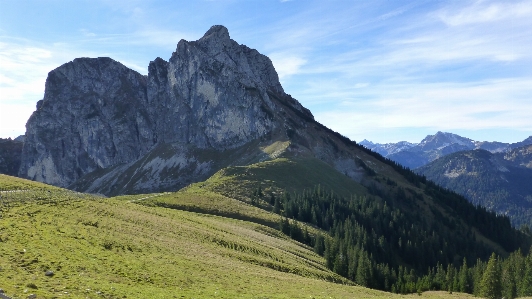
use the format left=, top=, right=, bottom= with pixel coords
left=201, top=25, right=231, bottom=42
left=418, top=131, right=474, bottom=151
left=18, top=26, right=318, bottom=193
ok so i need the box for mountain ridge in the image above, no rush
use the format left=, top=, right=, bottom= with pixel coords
left=360, top=131, right=532, bottom=169
left=417, top=145, right=532, bottom=228
left=19, top=25, right=338, bottom=195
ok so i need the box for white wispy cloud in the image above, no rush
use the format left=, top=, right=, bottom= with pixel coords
left=269, top=0, right=532, bottom=143
left=313, top=78, right=532, bottom=143
left=268, top=52, right=307, bottom=81
left=437, top=1, right=532, bottom=26
left=0, top=38, right=101, bottom=138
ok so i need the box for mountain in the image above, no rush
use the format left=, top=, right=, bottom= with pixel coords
left=510, top=136, right=532, bottom=150
left=361, top=132, right=532, bottom=169
left=417, top=145, right=532, bottom=228
left=359, top=139, right=416, bottom=157
left=12, top=25, right=532, bottom=295
left=19, top=25, right=322, bottom=195
left=0, top=137, right=23, bottom=177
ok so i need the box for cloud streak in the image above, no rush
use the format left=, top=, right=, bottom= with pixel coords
left=314, top=78, right=532, bottom=143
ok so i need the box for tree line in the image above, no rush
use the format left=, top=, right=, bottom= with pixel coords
left=250, top=184, right=531, bottom=297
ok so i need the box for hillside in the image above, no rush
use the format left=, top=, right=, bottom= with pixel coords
left=2, top=159, right=532, bottom=298
left=141, top=156, right=531, bottom=294
left=417, top=146, right=532, bottom=228
left=0, top=174, right=482, bottom=299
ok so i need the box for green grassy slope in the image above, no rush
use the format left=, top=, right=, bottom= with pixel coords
left=0, top=174, right=61, bottom=191
left=187, top=157, right=367, bottom=202
left=1, top=162, right=529, bottom=299
left=0, top=176, right=490, bottom=299
left=0, top=176, right=362, bottom=298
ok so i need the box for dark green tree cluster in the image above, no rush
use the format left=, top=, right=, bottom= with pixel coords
left=258, top=185, right=530, bottom=294
left=392, top=250, right=532, bottom=298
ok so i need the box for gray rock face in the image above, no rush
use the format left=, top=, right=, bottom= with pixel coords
left=147, top=25, right=283, bottom=149
left=19, top=25, right=317, bottom=193
left=20, top=57, right=153, bottom=187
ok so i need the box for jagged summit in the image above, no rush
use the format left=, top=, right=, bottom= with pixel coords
left=201, top=25, right=231, bottom=41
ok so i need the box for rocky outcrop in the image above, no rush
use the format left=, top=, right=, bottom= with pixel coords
left=19, top=57, right=153, bottom=187
left=146, top=25, right=285, bottom=150
left=20, top=25, right=330, bottom=194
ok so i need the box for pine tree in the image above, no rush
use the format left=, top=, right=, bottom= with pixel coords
left=334, top=243, right=348, bottom=277
left=289, top=219, right=303, bottom=242
left=314, top=234, right=325, bottom=256
left=446, top=264, right=455, bottom=292
left=458, top=258, right=471, bottom=293
left=480, top=253, right=502, bottom=299
left=356, top=250, right=372, bottom=287
left=269, top=193, right=275, bottom=205
left=502, top=255, right=517, bottom=299
left=324, top=237, right=338, bottom=270
left=273, top=197, right=281, bottom=214
left=279, top=217, right=290, bottom=235
left=521, top=250, right=532, bottom=297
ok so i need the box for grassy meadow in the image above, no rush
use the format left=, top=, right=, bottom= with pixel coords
left=0, top=174, right=516, bottom=299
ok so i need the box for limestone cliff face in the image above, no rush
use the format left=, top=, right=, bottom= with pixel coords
left=19, top=25, right=318, bottom=192
left=20, top=57, right=153, bottom=187
left=146, top=25, right=284, bottom=149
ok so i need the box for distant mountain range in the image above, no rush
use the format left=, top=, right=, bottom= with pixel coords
left=360, top=132, right=532, bottom=169
left=361, top=132, right=532, bottom=228
left=417, top=145, right=532, bottom=228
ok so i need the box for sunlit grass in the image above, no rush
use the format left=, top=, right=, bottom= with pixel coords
left=0, top=174, right=498, bottom=299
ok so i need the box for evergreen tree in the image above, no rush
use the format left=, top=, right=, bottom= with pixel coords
left=480, top=253, right=502, bottom=299
left=289, top=219, right=303, bottom=242
left=472, top=258, right=486, bottom=296
left=356, top=250, right=372, bottom=287
left=273, top=197, right=281, bottom=214
left=521, top=250, right=532, bottom=297
left=279, top=217, right=290, bottom=235
left=314, top=234, right=325, bottom=256
left=502, top=256, right=517, bottom=299
left=333, top=243, right=348, bottom=277
left=324, top=237, right=338, bottom=270
left=269, top=193, right=275, bottom=205
left=458, top=258, right=471, bottom=293
left=446, top=264, right=455, bottom=292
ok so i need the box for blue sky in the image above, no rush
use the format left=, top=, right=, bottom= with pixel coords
left=1, top=0, right=531, bottom=143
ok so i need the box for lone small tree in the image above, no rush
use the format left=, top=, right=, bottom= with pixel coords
left=480, top=253, right=502, bottom=299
